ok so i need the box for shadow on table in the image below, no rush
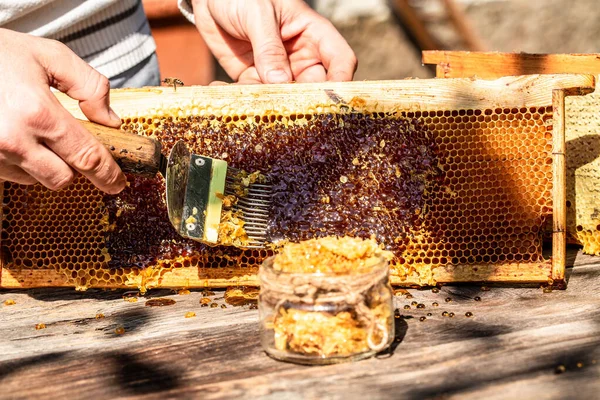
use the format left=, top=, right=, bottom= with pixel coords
left=0, top=352, right=69, bottom=381
left=404, top=344, right=600, bottom=399
left=0, top=287, right=212, bottom=302
left=112, top=352, right=181, bottom=395
left=0, top=350, right=182, bottom=396
left=376, top=317, right=409, bottom=359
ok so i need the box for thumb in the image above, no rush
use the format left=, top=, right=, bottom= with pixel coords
left=246, top=5, right=292, bottom=84
left=37, top=39, right=122, bottom=127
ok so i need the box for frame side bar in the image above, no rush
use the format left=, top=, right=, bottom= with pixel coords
left=552, top=89, right=567, bottom=283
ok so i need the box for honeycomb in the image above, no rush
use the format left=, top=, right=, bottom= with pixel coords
left=424, top=51, right=600, bottom=255
left=565, top=92, right=600, bottom=255
left=0, top=101, right=555, bottom=290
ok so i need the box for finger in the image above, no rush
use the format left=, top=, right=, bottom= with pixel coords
left=41, top=104, right=127, bottom=194
left=237, top=68, right=263, bottom=84
left=0, top=165, right=38, bottom=186
left=295, top=64, right=327, bottom=83
left=304, top=16, right=357, bottom=81
left=35, top=39, right=122, bottom=128
left=325, top=52, right=358, bottom=82
left=19, top=145, right=75, bottom=191
left=245, top=3, right=293, bottom=83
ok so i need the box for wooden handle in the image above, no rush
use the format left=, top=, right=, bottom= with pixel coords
left=79, top=120, right=164, bottom=178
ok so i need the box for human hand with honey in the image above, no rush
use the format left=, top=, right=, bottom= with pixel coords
left=0, top=29, right=127, bottom=194
left=187, top=0, right=357, bottom=84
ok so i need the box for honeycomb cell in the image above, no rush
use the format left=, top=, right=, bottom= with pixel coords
left=0, top=105, right=554, bottom=289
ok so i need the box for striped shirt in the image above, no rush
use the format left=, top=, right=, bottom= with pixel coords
left=0, top=0, right=157, bottom=80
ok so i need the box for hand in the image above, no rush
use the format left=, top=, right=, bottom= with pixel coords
left=0, top=29, right=127, bottom=193
left=190, top=0, right=357, bottom=84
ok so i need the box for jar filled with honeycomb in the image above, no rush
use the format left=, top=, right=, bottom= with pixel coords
left=259, top=237, right=394, bottom=365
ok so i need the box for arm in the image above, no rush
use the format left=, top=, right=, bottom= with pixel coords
left=0, top=29, right=126, bottom=193
left=180, top=0, right=357, bottom=84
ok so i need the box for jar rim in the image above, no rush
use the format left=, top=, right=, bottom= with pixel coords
left=260, top=254, right=389, bottom=278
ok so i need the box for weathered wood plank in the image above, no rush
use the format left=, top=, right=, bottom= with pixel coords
left=55, top=75, right=595, bottom=117
left=1, top=250, right=600, bottom=399
left=422, top=51, right=600, bottom=79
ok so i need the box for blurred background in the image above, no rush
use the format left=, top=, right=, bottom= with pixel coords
left=143, top=0, right=600, bottom=84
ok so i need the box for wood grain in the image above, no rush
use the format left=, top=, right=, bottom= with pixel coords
left=1, top=248, right=600, bottom=399
left=553, top=89, right=567, bottom=282
left=0, top=260, right=556, bottom=290
left=80, top=120, right=164, bottom=178
left=422, top=51, right=600, bottom=79
left=56, top=75, right=596, bottom=117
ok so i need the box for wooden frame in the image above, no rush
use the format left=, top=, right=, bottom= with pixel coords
left=0, top=75, right=595, bottom=290
left=422, top=51, right=600, bottom=79
left=422, top=51, right=600, bottom=257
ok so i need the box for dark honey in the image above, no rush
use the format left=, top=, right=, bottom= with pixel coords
left=102, top=112, right=439, bottom=270
left=145, top=298, right=176, bottom=307
left=224, top=286, right=259, bottom=306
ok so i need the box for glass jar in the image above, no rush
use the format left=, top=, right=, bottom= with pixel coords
left=259, top=255, right=394, bottom=365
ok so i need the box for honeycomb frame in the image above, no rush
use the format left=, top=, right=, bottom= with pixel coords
left=423, top=51, right=600, bottom=255
left=0, top=75, right=595, bottom=291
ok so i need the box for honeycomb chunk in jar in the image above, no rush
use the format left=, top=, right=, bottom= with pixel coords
left=259, top=236, right=394, bottom=365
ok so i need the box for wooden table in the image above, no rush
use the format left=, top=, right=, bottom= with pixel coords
left=2, top=248, right=600, bottom=399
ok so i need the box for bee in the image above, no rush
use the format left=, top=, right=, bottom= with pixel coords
left=161, top=77, right=184, bottom=91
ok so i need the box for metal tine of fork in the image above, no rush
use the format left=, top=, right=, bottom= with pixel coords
left=233, top=201, right=270, bottom=210
left=232, top=203, right=269, bottom=213
left=233, top=205, right=269, bottom=214
left=225, top=183, right=272, bottom=193
left=236, top=215, right=268, bottom=224
left=234, top=200, right=270, bottom=210
left=244, top=227, right=268, bottom=233
left=245, top=224, right=268, bottom=231
left=234, top=196, right=271, bottom=205
left=225, top=188, right=272, bottom=199
left=243, top=216, right=268, bottom=223
left=240, top=220, right=268, bottom=227
left=246, top=236, right=267, bottom=242
left=224, top=168, right=273, bottom=248
left=246, top=230, right=267, bottom=235
left=230, top=197, right=270, bottom=205
left=236, top=203, right=270, bottom=211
